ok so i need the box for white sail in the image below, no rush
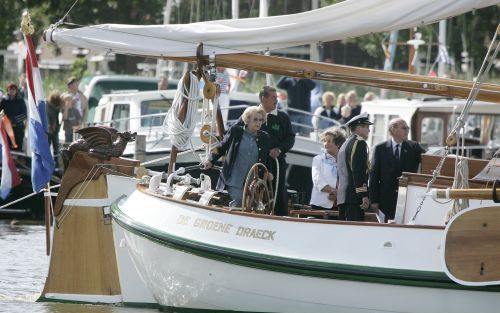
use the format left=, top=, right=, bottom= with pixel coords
left=46, top=0, right=499, bottom=57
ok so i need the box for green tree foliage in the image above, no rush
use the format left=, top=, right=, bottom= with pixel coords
left=0, top=0, right=25, bottom=79
left=335, top=5, right=498, bottom=75
left=0, top=0, right=497, bottom=80
left=42, top=0, right=164, bottom=25
left=2, top=0, right=164, bottom=46
left=448, top=7, right=499, bottom=77
left=70, top=57, right=88, bottom=78
left=0, top=0, right=25, bottom=49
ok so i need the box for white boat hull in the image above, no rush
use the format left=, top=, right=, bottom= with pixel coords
left=121, top=230, right=499, bottom=313
left=112, top=187, right=500, bottom=313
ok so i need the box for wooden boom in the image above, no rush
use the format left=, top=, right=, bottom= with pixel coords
left=169, top=53, right=500, bottom=103
left=434, top=188, right=500, bottom=201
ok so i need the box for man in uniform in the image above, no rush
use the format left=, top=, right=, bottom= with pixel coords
left=337, top=112, right=372, bottom=221
left=243, top=86, right=295, bottom=216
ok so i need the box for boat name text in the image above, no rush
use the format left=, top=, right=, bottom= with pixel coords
left=176, top=215, right=275, bottom=240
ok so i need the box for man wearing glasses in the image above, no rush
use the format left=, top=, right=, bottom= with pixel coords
left=369, top=118, right=426, bottom=222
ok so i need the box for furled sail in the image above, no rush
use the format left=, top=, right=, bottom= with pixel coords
left=45, top=0, right=499, bottom=58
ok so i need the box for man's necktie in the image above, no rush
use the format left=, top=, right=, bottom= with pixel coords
left=395, top=144, right=400, bottom=161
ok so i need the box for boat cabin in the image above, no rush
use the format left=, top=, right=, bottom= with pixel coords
left=362, top=97, right=500, bottom=159
left=79, top=75, right=177, bottom=123
left=94, top=90, right=177, bottom=134
left=93, top=89, right=262, bottom=130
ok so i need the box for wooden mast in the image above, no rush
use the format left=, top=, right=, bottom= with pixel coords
left=167, top=43, right=226, bottom=174
left=168, top=53, right=500, bottom=103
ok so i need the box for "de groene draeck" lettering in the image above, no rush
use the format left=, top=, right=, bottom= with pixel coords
left=190, top=217, right=275, bottom=241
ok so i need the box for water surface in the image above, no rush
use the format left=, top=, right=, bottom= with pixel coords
left=0, top=220, right=156, bottom=313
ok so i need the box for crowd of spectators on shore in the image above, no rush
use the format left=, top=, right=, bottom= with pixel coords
left=274, top=76, right=378, bottom=137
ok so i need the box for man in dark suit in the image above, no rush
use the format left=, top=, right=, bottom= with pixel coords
left=276, top=77, right=315, bottom=136
left=369, top=118, right=426, bottom=222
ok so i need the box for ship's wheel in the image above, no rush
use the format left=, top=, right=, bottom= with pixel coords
left=242, top=163, right=274, bottom=214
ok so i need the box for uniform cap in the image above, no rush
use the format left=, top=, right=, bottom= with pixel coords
left=346, top=112, right=373, bottom=128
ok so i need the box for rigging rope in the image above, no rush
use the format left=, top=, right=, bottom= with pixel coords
left=409, top=147, right=450, bottom=224
left=48, top=0, right=80, bottom=30
left=445, top=24, right=499, bottom=220
left=410, top=24, right=500, bottom=224
left=56, top=164, right=138, bottom=227
left=446, top=155, right=470, bottom=223
left=59, top=21, right=263, bottom=56
left=163, top=73, right=201, bottom=150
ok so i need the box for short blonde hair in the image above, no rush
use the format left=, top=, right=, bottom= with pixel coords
left=337, top=93, right=346, bottom=106
left=363, top=91, right=376, bottom=101
left=62, top=94, right=73, bottom=102
left=321, top=91, right=336, bottom=105
left=346, top=90, right=357, bottom=100
left=242, top=106, right=266, bottom=125
left=322, top=126, right=347, bottom=147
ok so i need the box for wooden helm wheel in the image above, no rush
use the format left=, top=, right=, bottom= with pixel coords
left=242, top=163, right=274, bottom=214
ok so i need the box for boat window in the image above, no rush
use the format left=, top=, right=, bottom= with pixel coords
left=491, top=116, right=500, bottom=143
left=448, top=114, right=482, bottom=141
left=141, top=98, right=173, bottom=127
left=420, top=117, right=443, bottom=147
left=99, top=107, right=107, bottom=123
left=89, top=80, right=158, bottom=110
left=111, top=103, right=130, bottom=132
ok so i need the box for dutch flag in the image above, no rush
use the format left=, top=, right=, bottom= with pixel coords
left=0, top=117, right=21, bottom=199
left=23, top=32, right=55, bottom=192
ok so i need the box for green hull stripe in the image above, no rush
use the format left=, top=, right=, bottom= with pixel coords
left=161, top=305, right=268, bottom=313
left=111, top=203, right=500, bottom=292
left=37, top=296, right=158, bottom=308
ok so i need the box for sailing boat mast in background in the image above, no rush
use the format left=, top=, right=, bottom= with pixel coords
left=156, top=0, right=173, bottom=79
left=309, top=0, right=320, bottom=62
left=438, top=20, right=447, bottom=77
left=232, top=0, right=239, bottom=19
left=259, top=0, right=273, bottom=86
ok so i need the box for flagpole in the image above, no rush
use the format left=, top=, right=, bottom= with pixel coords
left=44, top=183, right=51, bottom=256
left=21, top=11, right=56, bottom=256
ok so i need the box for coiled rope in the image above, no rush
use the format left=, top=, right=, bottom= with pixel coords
left=163, top=72, right=201, bottom=150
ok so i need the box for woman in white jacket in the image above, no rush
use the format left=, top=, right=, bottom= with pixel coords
left=310, top=127, right=346, bottom=210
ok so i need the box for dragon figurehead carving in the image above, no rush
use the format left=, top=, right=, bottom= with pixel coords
left=61, top=126, right=137, bottom=170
